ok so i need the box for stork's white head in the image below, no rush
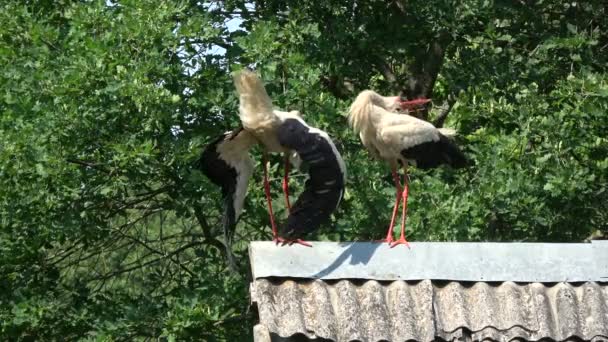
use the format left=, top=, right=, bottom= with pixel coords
left=348, top=90, right=402, bottom=134
left=382, top=96, right=403, bottom=113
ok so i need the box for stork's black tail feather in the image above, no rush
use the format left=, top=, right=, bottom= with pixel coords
left=221, top=189, right=239, bottom=273
left=439, top=134, right=468, bottom=169
left=401, top=133, right=469, bottom=170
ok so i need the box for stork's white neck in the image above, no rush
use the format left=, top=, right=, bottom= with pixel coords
left=348, top=90, right=394, bottom=135
left=371, top=92, right=400, bottom=110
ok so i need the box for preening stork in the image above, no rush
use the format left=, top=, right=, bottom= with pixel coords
left=233, top=70, right=346, bottom=245
left=233, top=70, right=295, bottom=237
left=348, top=90, right=467, bottom=247
left=198, top=127, right=256, bottom=271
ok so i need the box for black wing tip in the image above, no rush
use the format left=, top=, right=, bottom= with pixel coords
left=448, top=145, right=474, bottom=169
left=278, top=225, right=313, bottom=241
left=450, top=154, right=470, bottom=169
left=438, top=134, right=470, bottom=169
left=278, top=221, right=300, bottom=239
left=222, top=192, right=240, bottom=273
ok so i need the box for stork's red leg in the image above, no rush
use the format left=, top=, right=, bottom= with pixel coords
left=379, top=167, right=402, bottom=244
left=264, top=154, right=309, bottom=246
left=391, top=168, right=411, bottom=248
left=282, top=154, right=291, bottom=212
left=262, top=152, right=279, bottom=240
left=263, top=154, right=311, bottom=247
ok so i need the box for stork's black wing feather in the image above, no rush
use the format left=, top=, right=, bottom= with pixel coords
left=401, top=133, right=468, bottom=169
left=276, top=119, right=345, bottom=240
left=198, top=130, right=241, bottom=272
left=220, top=189, right=239, bottom=271
left=198, top=130, right=241, bottom=196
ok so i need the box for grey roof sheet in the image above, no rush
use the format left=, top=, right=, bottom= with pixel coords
left=249, top=241, right=608, bottom=282
left=251, top=279, right=608, bottom=342
left=249, top=241, right=608, bottom=341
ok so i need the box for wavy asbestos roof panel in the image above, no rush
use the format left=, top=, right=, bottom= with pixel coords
left=251, top=279, right=608, bottom=342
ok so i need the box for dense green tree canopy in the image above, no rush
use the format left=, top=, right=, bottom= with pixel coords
left=1, top=0, right=606, bottom=339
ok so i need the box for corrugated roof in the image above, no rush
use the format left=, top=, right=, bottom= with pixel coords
left=249, top=241, right=608, bottom=341
left=251, top=279, right=608, bottom=342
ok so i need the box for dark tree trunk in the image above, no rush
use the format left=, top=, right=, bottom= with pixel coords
left=400, top=33, right=452, bottom=120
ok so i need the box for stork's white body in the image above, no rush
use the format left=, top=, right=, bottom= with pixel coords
left=234, top=70, right=346, bottom=176
left=349, top=90, right=454, bottom=167
left=233, top=71, right=293, bottom=153
left=215, top=129, right=256, bottom=219
left=234, top=71, right=307, bottom=167
left=348, top=90, right=466, bottom=246
left=232, top=70, right=347, bottom=243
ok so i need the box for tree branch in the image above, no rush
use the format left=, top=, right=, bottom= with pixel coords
left=180, top=37, right=233, bottom=51
left=320, top=75, right=355, bottom=100
left=401, top=32, right=453, bottom=120
left=391, top=0, right=407, bottom=14
left=117, top=230, right=196, bottom=278
left=433, top=94, right=457, bottom=128
left=47, top=238, right=84, bottom=265
left=374, top=59, right=398, bottom=89
left=66, top=158, right=110, bottom=173
left=87, top=241, right=200, bottom=282
left=404, top=34, right=452, bottom=99
left=106, top=186, right=170, bottom=218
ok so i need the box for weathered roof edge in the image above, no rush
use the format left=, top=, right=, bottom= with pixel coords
left=250, top=279, right=608, bottom=342
left=249, top=241, right=608, bottom=282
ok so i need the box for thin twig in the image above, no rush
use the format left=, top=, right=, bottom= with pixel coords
left=87, top=242, right=200, bottom=282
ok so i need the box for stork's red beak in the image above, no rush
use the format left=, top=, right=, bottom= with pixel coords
left=399, top=98, right=431, bottom=110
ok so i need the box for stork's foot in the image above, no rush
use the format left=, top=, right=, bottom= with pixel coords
left=273, top=236, right=313, bottom=247
left=375, top=236, right=394, bottom=244
left=390, top=237, right=411, bottom=249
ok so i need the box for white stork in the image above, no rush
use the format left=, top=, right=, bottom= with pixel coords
left=233, top=70, right=346, bottom=245
left=348, top=90, right=467, bottom=247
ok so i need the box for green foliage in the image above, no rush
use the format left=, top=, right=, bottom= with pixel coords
left=1, top=0, right=606, bottom=340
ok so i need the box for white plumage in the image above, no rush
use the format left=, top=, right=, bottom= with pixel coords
left=349, top=90, right=455, bottom=166
left=233, top=70, right=346, bottom=245
left=234, top=70, right=299, bottom=153
left=214, top=130, right=256, bottom=220
left=198, top=128, right=256, bottom=272
left=199, top=70, right=345, bottom=263
left=348, top=90, right=467, bottom=247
